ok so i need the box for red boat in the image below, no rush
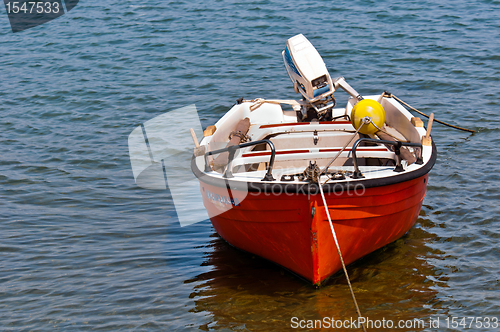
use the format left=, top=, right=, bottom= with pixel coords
left=191, top=34, right=436, bottom=286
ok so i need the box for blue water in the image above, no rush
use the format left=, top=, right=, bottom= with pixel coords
left=1, top=0, right=500, bottom=330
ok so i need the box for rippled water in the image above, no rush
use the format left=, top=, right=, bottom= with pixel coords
left=1, top=0, right=499, bottom=330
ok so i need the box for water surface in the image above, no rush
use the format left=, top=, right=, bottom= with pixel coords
left=1, top=0, right=499, bottom=330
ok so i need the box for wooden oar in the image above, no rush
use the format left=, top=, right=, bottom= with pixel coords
left=190, top=128, right=205, bottom=157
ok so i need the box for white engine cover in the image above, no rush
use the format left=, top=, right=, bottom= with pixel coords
left=282, top=34, right=335, bottom=102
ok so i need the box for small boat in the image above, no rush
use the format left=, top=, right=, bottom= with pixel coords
left=191, top=34, right=436, bottom=286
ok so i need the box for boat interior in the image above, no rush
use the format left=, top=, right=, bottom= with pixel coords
left=199, top=95, right=429, bottom=183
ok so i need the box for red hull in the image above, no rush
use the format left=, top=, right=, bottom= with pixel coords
left=200, top=175, right=428, bottom=285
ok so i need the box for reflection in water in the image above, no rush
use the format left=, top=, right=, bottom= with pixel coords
left=185, top=216, right=449, bottom=331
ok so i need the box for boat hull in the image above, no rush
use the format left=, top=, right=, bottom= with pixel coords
left=199, top=174, right=429, bottom=286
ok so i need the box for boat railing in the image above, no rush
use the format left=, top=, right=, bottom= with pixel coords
left=351, top=138, right=423, bottom=178
left=204, top=138, right=423, bottom=182
left=204, top=139, right=276, bottom=181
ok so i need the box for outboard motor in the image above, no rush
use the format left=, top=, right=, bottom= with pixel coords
left=283, top=34, right=335, bottom=103
left=283, top=34, right=336, bottom=120
left=283, top=34, right=364, bottom=121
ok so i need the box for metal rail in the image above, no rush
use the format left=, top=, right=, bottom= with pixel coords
left=351, top=138, right=423, bottom=178
left=204, top=139, right=276, bottom=181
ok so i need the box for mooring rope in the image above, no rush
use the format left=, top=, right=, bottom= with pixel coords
left=315, top=117, right=369, bottom=332
left=386, top=93, right=475, bottom=133
left=320, top=117, right=371, bottom=178
left=318, top=181, right=367, bottom=332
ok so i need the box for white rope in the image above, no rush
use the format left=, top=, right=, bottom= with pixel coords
left=316, top=117, right=369, bottom=332
left=318, top=181, right=367, bottom=332
left=246, top=98, right=307, bottom=111
left=320, top=117, right=371, bottom=184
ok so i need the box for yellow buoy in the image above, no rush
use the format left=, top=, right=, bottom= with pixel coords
left=350, top=99, right=386, bottom=135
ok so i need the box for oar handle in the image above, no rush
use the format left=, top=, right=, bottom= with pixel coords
left=422, top=113, right=434, bottom=146
left=190, top=128, right=200, bottom=148
left=190, top=128, right=206, bottom=157
left=426, top=113, right=434, bottom=139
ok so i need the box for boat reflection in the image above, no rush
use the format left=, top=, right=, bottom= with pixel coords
left=185, top=216, right=448, bottom=331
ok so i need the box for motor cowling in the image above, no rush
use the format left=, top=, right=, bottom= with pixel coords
left=282, top=34, right=335, bottom=102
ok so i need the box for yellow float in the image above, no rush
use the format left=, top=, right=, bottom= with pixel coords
left=350, top=99, right=386, bottom=135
